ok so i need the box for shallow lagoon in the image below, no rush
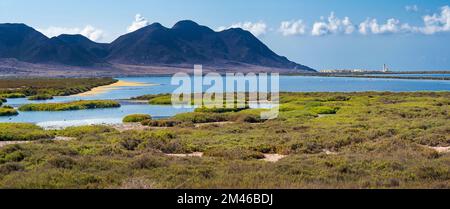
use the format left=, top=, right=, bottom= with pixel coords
left=1, top=76, right=449, bottom=128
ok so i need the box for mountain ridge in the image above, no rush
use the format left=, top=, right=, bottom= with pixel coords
left=0, top=21, right=315, bottom=72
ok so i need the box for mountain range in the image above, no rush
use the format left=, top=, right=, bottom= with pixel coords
left=0, top=20, right=315, bottom=75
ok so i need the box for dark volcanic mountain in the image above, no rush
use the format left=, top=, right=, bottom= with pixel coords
left=58, top=34, right=109, bottom=60
left=0, top=24, right=101, bottom=66
left=0, top=21, right=314, bottom=71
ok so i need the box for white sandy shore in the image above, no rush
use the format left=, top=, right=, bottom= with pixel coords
left=74, top=80, right=157, bottom=97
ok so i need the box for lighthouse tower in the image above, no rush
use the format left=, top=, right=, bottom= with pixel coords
left=383, top=64, right=389, bottom=72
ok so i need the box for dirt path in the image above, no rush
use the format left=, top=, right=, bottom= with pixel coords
left=0, top=136, right=75, bottom=148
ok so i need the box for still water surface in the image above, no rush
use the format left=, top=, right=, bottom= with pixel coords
left=1, top=76, right=449, bottom=128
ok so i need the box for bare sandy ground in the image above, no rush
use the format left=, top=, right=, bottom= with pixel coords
left=262, top=154, right=287, bottom=162
left=426, top=146, right=450, bottom=153
left=74, top=80, right=156, bottom=97
left=111, top=123, right=153, bottom=132
left=194, top=122, right=235, bottom=128
left=166, top=152, right=204, bottom=157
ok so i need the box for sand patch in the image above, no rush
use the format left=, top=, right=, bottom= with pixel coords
left=262, top=154, right=287, bottom=162
left=166, top=152, right=204, bottom=158
left=194, top=122, right=234, bottom=128
left=322, top=149, right=338, bottom=155
left=111, top=123, right=150, bottom=132
left=0, top=141, right=31, bottom=148
left=75, top=80, right=157, bottom=96
left=426, top=146, right=450, bottom=154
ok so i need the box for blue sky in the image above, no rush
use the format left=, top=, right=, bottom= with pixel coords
left=1, top=0, right=450, bottom=70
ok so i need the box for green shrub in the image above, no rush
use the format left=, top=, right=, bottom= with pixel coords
left=135, top=130, right=190, bottom=154
left=47, top=155, right=77, bottom=169
left=4, top=151, right=26, bottom=162
left=310, top=106, right=340, bottom=114
left=18, top=100, right=120, bottom=111
left=0, top=123, right=53, bottom=141
left=0, top=93, right=26, bottom=98
left=195, top=107, right=247, bottom=113
left=0, top=77, right=117, bottom=97
left=148, top=95, right=173, bottom=105
left=174, top=112, right=229, bottom=123
left=141, top=119, right=182, bottom=127
left=0, top=162, right=24, bottom=175
left=28, top=94, right=54, bottom=101
left=122, top=114, right=152, bottom=123
left=0, top=108, right=18, bottom=116
left=58, top=125, right=116, bottom=137
left=118, top=137, right=143, bottom=151
left=132, top=93, right=171, bottom=101
left=130, top=154, right=168, bottom=169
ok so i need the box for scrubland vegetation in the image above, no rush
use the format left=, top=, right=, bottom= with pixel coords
left=123, top=114, right=152, bottom=123
left=18, top=100, right=120, bottom=111
left=0, top=92, right=449, bottom=188
left=0, top=123, right=53, bottom=141
left=0, top=78, right=117, bottom=97
left=0, top=107, right=18, bottom=116
left=28, top=94, right=54, bottom=101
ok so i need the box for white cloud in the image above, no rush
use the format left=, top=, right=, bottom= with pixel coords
left=80, top=26, right=104, bottom=41
left=420, top=5, right=450, bottom=34
left=127, top=14, right=149, bottom=33
left=359, top=18, right=406, bottom=35
left=311, top=12, right=355, bottom=36
left=279, top=20, right=306, bottom=36
left=405, top=5, right=419, bottom=12
left=359, top=5, right=450, bottom=35
left=217, top=21, right=267, bottom=37
left=38, top=25, right=105, bottom=41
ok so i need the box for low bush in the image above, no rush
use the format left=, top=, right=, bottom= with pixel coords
left=194, top=107, right=247, bottom=113
left=28, top=94, right=54, bottom=101
left=47, top=155, right=77, bottom=169
left=0, top=162, right=24, bottom=175
left=148, top=95, right=173, bottom=105
left=122, top=114, right=152, bottom=123
left=141, top=119, right=182, bottom=127
left=18, top=100, right=120, bottom=111
left=0, top=93, right=26, bottom=98
left=0, top=123, right=53, bottom=141
left=130, top=154, right=168, bottom=169
left=173, top=112, right=229, bottom=123
left=0, top=108, right=18, bottom=116
left=310, top=106, right=340, bottom=114
left=58, top=125, right=117, bottom=137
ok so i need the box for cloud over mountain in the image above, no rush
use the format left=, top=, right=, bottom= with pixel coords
left=38, top=25, right=105, bottom=41
left=217, top=21, right=267, bottom=37
left=127, top=14, right=150, bottom=33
